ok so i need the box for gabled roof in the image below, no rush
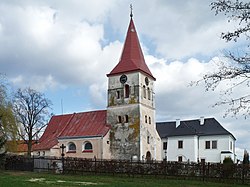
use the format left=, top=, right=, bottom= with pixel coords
left=33, top=110, right=110, bottom=151
left=156, top=118, right=236, bottom=140
left=107, top=17, right=155, bottom=80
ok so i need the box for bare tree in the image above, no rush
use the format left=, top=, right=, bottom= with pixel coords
left=13, top=88, right=52, bottom=157
left=194, top=0, right=250, bottom=118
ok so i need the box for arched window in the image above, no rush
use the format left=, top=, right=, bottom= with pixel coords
left=147, top=87, right=151, bottom=100
left=83, top=142, right=93, bottom=153
left=116, top=91, right=120, bottom=99
left=124, top=115, right=129, bottom=123
left=143, top=85, right=146, bottom=98
left=125, top=84, right=130, bottom=98
left=68, top=142, right=76, bottom=153
left=117, top=116, right=122, bottom=123
left=149, top=117, right=151, bottom=124
left=145, top=115, right=147, bottom=123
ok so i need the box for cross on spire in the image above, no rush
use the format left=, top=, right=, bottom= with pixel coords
left=130, top=4, right=133, bottom=18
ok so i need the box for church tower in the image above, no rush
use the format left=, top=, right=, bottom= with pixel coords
left=107, top=10, right=161, bottom=160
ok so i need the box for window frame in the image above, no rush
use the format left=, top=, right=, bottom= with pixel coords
left=124, top=84, right=130, bottom=98
left=178, top=140, right=183, bottom=149
left=82, top=141, right=93, bottom=153
left=124, top=115, right=129, bottom=123
left=163, top=142, right=167, bottom=150
left=117, top=116, right=122, bottom=123
left=212, top=140, right=217, bottom=149
left=67, top=142, right=76, bottom=153
left=147, top=87, right=151, bottom=100
left=143, top=85, right=146, bottom=98
left=205, top=141, right=210, bottom=149
left=178, top=156, right=183, bottom=162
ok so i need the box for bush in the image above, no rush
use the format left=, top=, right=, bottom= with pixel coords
left=243, top=149, right=249, bottom=165
left=222, top=157, right=234, bottom=178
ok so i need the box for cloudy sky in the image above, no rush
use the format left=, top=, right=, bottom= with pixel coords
left=0, top=0, right=249, bottom=159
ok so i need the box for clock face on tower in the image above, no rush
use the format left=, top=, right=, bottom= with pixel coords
left=120, top=74, right=127, bottom=84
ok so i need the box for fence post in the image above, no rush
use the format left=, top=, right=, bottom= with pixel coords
left=94, top=156, right=97, bottom=174
left=202, top=162, right=205, bottom=182
left=242, top=164, right=245, bottom=184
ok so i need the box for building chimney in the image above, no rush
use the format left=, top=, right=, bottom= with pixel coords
left=176, top=119, right=180, bottom=128
left=200, top=116, right=205, bottom=125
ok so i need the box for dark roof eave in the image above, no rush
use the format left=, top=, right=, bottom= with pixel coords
left=167, top=133, right=233, bottom=138
left=58, top=135, right=104, bottom=140
left=107, top=69, right=156, bottom=81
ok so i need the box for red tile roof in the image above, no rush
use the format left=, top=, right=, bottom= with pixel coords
left=7, top=140, right=36, bottom=153
left=107, top=18, right=155, bottom=80
left=33, top=110, right=109, bottom=150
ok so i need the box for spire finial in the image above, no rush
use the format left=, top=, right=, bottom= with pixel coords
left=130, top=4, right=133, bottom=18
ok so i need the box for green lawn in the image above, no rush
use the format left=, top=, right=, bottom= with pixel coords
left=0, top=171, right=247, bottom=187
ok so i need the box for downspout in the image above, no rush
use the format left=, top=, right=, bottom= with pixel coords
left=101, top=135, right=103, bottom=160
left=197, top=135, right=200, bottom=162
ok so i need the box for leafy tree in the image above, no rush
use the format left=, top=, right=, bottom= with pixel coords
left=13, top=87, right=52, bottom=157
left=0, top=81, right=18, bottom=153
left=195, top=0, right=250, bottom=117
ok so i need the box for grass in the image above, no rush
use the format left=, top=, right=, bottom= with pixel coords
left=0, top=171, right=248, bottom=187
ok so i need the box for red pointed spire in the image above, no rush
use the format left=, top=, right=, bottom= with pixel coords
left=107, top=16, right=155, bottom=80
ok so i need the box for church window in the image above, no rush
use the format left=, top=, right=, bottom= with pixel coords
left=124, top=115, right=129, bottom=123
left=148, top=117, right=151, bottom=124
left=147, top=87, right=151, bottom=100
left=143, top=85, right=146, bottom=98
left=145, top=115, right=147, bottom=123
left=83, top=142, right=93, bottom=152
left=117, top=116, right=122, bottom=123
left=67, top=142, right=76, bottom=153
left=147, top=136, right=150, bottom=144
left=116, top=91, right=120, bottom=99
left=125, top=84, right=130, bottom=98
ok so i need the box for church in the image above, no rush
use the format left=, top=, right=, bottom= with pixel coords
left=33, top=11, right=161, bottom=161
left=33, top=11, right=236, bottom=163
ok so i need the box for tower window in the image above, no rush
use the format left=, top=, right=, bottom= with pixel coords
left=117, top=116, right=122, bottom=123
left=124, top=115, right=129, bottom=123
left=116, top=91, right=120, bottom=99
left=145, top=115, right=147, bottom=123
left=143, top=85, right=146, bottom=98
left=148, top=117, right=151, bottom=124
left=147, top=87, right=151, bottom=100
left=125, top=84, right=130, bottom=98
left=147, top=136, right=150, bottom=144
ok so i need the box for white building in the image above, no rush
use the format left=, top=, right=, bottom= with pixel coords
left=156, top=118, right=236, bottom=163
